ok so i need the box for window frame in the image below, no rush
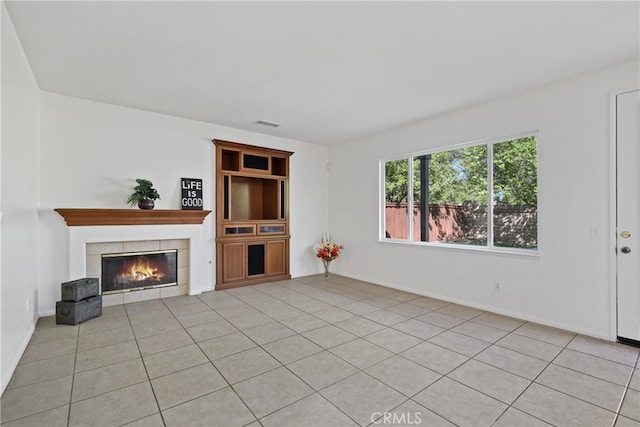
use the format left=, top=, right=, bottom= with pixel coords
left=380, top=132, right=539, bottom=255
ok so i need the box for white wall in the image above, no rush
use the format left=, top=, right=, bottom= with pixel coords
left=38, top=93, right=329, bottom=315
left=1, top=2, right=41, bottom=394
left=328, top=60, right=639, bottom=339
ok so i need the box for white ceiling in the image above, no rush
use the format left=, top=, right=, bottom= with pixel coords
left=5, top=1, right=639, bottom=145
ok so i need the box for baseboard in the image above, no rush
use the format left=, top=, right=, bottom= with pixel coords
left=1, top=319, right=37, bottom=396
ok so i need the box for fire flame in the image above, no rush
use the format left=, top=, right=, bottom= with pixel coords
left=117, top=257, right=165, bottom=283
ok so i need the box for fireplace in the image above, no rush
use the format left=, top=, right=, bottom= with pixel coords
left=57, top=216, right=211, bottom=309
left=101, top=249, right=178, bottom=294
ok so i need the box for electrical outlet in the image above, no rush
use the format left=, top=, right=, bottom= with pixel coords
left=590, top=225, right=601, bottom=239
left=494, top=282, right=501, bottom=292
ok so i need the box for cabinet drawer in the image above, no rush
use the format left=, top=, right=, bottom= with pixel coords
left=223, top=225, right=256, bottom=236
left=258, top=224, right=286, bottom=235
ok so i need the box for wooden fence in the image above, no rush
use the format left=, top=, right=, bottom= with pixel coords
left=385, top=203, right=537, bottom=247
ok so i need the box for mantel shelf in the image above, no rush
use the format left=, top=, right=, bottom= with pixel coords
left=55, top=208, right=211, bottom=226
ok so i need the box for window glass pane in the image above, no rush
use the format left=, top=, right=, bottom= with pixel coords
left=384, top=159, right=409, bottom=239
left=493, top=136, right=538, bottom=249
left=381, top=134, right=538, bottom=252
left=428, top=145, right=488, bottom=246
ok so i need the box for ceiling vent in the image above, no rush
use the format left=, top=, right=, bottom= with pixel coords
left=255, top=120, right=280, bottom=128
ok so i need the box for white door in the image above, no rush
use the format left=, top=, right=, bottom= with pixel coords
left=617, top=89, right=640, bottom=343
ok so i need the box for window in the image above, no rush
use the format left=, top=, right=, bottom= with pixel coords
left=382, top=134, right=538, bottom=251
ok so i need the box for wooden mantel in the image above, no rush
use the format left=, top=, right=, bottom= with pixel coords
left=55, top=208, right=211, bottom=226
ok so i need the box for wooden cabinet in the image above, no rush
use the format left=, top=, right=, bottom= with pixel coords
left=213, top=139, right=293, bottom=289
left=267, top=240, right=287, bottom=276
left=221, top=242, right=245, bottom=283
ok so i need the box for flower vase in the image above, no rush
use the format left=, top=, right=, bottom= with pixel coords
left=323, top=260, right=330, bottom=278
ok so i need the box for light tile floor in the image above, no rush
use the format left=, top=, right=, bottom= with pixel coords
left=2, top=275, right=639, bottom=427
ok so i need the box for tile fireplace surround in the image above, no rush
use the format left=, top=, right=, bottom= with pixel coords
left=86, top=239, right=189, bottom=306
left=55, top=209, right=212, bottom=311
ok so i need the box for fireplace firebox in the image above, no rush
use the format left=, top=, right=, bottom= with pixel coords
left=101, top=249, right=178, bottom=294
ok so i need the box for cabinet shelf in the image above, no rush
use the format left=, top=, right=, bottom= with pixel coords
left=230, top=176, right=279, bottom=221
left=219, top=142, right=290, bottom=177
left=221, top=149, right=240, bottom=171
left=272, top=157, right=287, bottom=176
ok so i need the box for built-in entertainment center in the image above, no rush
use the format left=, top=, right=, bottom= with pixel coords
left=213, top=139, right=293, bottom=289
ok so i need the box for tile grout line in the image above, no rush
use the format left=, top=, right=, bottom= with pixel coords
left=393, top=321, right=618, bottom=426
left=192, top=292, right=291, bottom=426
left=126, top=301, right=166, bottom=427
left=151, top=282, right=639, bottom=426
left=66, top=324, right=81, bottom=427
left=7, top=277, right=639, bottom=427
left=141, top=307, right=252, bottom=426
left=71, top=292, right=556, bottom=426
left=204, top=280, right=624, bottom=426
left=225, top=315, right=355, bottom=424
left=203, top=289, right=380, bottom=426
left=477, top=329, right=579, bottom=426
left=212, top=282, right=550, bottom=422
left=212, top=284, right=415, bottom=426
left=4, top=315, right=132, bottom=425
left=258, top=284, right=452, bottom=426
left=501, top=333, right=619, bottom=426
left=610, top=350, right=640, bottom=427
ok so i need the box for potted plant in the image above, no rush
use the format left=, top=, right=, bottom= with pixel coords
left=127, top=178, right=160, bottom=210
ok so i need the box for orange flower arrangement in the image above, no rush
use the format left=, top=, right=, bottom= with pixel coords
left=314, top=234, right=343, bottom=277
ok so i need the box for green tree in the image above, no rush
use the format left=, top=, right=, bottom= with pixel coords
left=385, top=159, right=409, bottom=203
left=385, top=136, right=537, bottom=207
left=493, top=136, right=537, bottom=206
left=427, top=145, right=488, bottom=205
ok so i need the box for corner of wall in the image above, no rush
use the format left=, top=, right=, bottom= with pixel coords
left=1, top=1, right=42, bottom=396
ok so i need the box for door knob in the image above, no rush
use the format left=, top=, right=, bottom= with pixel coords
left=621, top=246, right=631, bottom=254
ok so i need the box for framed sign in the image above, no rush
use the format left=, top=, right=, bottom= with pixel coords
left=181, top=178, right=203, bottom=210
